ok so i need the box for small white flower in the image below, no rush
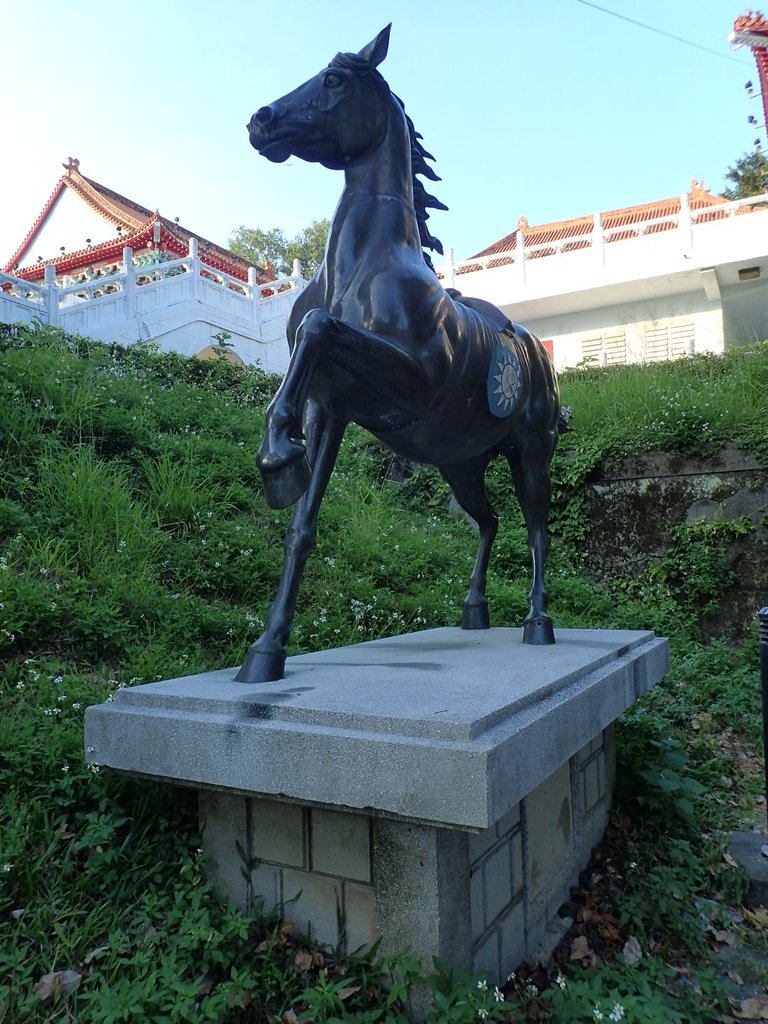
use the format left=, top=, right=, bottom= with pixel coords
left=593, top=1009, right=604, bottom=1022
left=61, top=765, right=70, bottom=773
left=476, top=979, right=488, bottom=992
left=2, top=864, right=13, bottom=873
left=556, top=972, right=567, bottom=991
left=493, top=986, right=504, bottom=1003
left=609, top=1005, right=625, bottom=1022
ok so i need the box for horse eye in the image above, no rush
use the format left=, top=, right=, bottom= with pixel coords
left=324, top=71, right=343, bottom=88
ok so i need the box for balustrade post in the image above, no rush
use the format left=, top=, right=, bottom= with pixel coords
left=515, top=229, right=526, bottom=286
left=44, top=263, right=58, bottom=325
left=593, top=211, right=605, bottom=268
left=123, top=246, right=136, bottom=318
left=679, top=191, right=693, bottom=256
left=188, top=238, right=200, bottom=300
left=443, top=248, right=455, bottom=290
left=248, top=268, right=260, bottom=321
left=292, top=258, right=302, bottom=282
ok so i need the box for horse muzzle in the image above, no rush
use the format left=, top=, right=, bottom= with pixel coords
left=247, top=108, right=294, bottom=162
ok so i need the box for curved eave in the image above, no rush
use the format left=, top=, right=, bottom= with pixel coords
left=3, top=178, right=67, bottom=273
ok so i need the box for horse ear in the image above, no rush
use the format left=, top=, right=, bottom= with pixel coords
left=357, top=24, right=391, bottom=67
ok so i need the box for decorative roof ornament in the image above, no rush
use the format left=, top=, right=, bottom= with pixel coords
left=517, top=216, right=529, bottom=230
left=63, top=156, right=80, bottom=173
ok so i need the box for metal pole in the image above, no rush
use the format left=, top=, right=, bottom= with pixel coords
left=760, top=607, right=768, bottom=857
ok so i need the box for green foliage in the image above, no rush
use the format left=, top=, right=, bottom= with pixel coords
left=721, top=149, right=768, bottom=200
left=529, top=960, right=726, bottom=1024
left=558, top=344, right=768, bottom=461
left=229, top=218, right=330, bottom=278
left=1, top=322, right=767, bottom=1021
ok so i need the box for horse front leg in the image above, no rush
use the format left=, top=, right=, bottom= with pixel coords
left=237, top=407, right=345, bottom=683
left=259, top=308, right=435, bottom=509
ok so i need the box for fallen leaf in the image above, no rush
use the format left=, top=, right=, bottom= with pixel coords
left=569, top=936, right=591, bottom=961
left=733, top=995, right=768, bottom=1019
left=338, top=985, right=361, bottom=1001
left=198, top=974, right=215, bottom=996
left=707, top=928, right=736, bottom=948
left=726, top=971, right=744, bottom=985
left=11, top=909, right=24, bottom=920
left=34, top=970, right=82, bottom=1002
left=623, top=936, right=643, bottom=966
left=294, top=949, right=313, bottom=970
left=281, top=1010, right=299, bottom=1024
left=723, top=852, right=740, bottom=868
left=84, top=945, right=109, bottom=965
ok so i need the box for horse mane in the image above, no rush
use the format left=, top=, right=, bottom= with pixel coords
left=392, top=94, right=448, bottom=270
left=331, top=50, right=447, bottom=271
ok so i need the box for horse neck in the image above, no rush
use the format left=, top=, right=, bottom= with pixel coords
left=329, top=102, right=422, bottom=261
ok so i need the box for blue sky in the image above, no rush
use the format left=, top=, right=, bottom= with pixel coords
left=1, top=1, right=759, bottom=267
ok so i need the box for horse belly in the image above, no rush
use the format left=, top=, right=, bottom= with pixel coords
left=373, top=396, right=512, bottom=465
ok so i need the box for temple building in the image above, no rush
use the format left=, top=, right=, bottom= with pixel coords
left=0, top=159, right=303, bottom=374
left=4, top=157, right=270, bottom=289
left=440, top=177, right=768, bottom=370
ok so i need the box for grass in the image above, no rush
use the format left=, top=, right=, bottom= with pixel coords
left=1, top=322, right=767, bottom=1022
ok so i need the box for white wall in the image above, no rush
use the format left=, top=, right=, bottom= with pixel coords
left=515, top=292, right=724, bottom=371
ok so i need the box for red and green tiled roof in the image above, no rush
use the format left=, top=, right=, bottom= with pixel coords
left=5, top=158, right=273, bottom=285
left=468, top=182, right=729, bottom=267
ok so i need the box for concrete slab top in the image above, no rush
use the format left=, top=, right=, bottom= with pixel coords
left=109, top=627, right=655, bottom=743
left=85, top=627, right=668, bottom=829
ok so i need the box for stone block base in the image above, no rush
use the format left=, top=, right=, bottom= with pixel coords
left=85, top=626, right=667, bottom=981
left=199, top=725, right=615, bottom=980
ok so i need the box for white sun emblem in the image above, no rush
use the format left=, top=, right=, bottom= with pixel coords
left=492, top=348, right=521, bottom=412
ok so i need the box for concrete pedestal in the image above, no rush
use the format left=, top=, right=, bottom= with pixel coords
left=85, top=627, right=668, bottom=981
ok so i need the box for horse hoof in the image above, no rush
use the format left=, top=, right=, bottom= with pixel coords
left=260, top=452, right=312, bottom=509
left=522, top=615, right=555, bottom=645
left=461, top=602, right=490, bottom=630
left=235, top=645, right=287, bottom=683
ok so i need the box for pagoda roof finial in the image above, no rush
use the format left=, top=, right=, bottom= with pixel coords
left=63, top=156, right=80, bottom=173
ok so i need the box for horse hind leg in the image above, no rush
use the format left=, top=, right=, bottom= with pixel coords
left=504, top=436, right=557, bottom=645
left=439, top=456, right=497, bottom=630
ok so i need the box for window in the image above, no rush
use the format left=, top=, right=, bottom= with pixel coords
left=643, top=320, right=693, bottom=362
left=580, top=329, right=626, bottom=366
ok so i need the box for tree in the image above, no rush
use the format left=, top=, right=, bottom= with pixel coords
left=721, top=149, right=768, bottom=200
left=229, top=219, right=330, bottom=278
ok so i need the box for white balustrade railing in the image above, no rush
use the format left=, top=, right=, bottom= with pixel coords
left=442, top=191, right=768, bottom=281
left=0, top=238, right=305, bottom=333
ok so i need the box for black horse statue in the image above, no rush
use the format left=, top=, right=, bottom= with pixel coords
left=238, top=25, right=562, bottom=683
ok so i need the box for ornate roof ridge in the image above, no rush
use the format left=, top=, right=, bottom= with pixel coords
left=734, top=10, right=768, bottom=33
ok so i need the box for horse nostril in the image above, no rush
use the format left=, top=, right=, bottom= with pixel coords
left=255, top=106, right=274, bottom=126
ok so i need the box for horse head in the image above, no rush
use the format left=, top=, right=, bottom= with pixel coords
left=247, top=25, right=393, bottom=171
